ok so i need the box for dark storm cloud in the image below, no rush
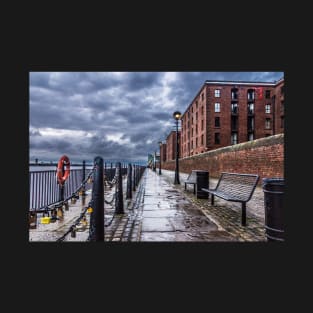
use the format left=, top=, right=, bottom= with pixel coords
left=29, top=71, right=284, bottom=162
left=123, top=72, right=163, bottom=91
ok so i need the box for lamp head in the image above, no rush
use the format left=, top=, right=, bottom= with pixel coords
left=173, top=111, right=182, bottom=120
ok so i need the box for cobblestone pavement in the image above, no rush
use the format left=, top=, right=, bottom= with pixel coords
left=160, top=169, right=267, bottom=242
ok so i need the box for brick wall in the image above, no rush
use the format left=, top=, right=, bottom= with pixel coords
left=160, top=134, right=284, bottom=184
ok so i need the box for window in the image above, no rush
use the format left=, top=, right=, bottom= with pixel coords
left=191, top=128, right=193, bottom=136
left=248, top=103, right=254, bottom=114
left=231, top=88, right=238, bottom=100
left=280, top=86, right=284, bottom=95
left=215, top=103, right=220, bottom=112
left=231, top=133, right=238, bottom=145
left=196, top=100, right=198, bottom=108
left=191, top=140, right=193, bottom=149
left=231, top=116, right=238, bottom=131
left=201, top=134, right=204, bottom=145
left=214, top=89, right=221, bottom=97
left=248, top=133, right=254, bottom=141
left=265, top=90, right=271, bottom=99
left=201, top=106, right=204, bottom=115
left=196, top=137, right=198, bottom=147
left=265, top=104, right=271, bottom=113
left=196, top=112, right=198, bottom=121
left=201, top=119, right=204, bottom=130
left=247, top=89, right=255, bottom=100
left=231, top=103, right=238, bottom=114
left=265, top=118, right=271, bottom=129
left=214, top=133, right=220, bottom=144
left=201, top=93, right=204, bottom=101
left=248, top=117, right=254, bottom=131
left=281, top=116, right=284, bottom=128
left=215, top=117, right=220, bottom=127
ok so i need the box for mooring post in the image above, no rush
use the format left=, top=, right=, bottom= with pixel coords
left=88, top=156, right=104, bottom=241
left=115, top=162, right=124, bottom=214
left=126, top=163, right=132, bottom=199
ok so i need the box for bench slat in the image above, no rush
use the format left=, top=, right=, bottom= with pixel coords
left=200, top=172, right=259, bottom=226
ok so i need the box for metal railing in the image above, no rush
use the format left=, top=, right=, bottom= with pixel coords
left=29, top=159, right=146, bottom=242
left=29, top=169, right=92, bottom=210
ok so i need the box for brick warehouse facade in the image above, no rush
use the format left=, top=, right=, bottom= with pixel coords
left=180, top=78, right=285, bottom=158
left=166, top=130, right=181, bottom=161
left=273, top=78, right=284, bottom=135
left=160, top=143, right=167, bottom=162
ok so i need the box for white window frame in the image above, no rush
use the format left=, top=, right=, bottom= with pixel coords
left=265, top=104, right=271, bottom=114
left=214, top=89, right=221, bottom=97
left=215, top=103, right=220, bottom=112
left=265, top=118, right=271, bottom=129
left=231, top=133, right=238, bottom=145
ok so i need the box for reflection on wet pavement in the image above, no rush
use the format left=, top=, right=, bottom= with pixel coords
left=138, top=169, right=237, bottom=242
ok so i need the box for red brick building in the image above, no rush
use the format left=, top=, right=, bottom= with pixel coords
left=160, top=143, right=167, bottom=162
left=272, top=78, right=285, bottom=135
left=166, top=130, right=181, bottom=161
left=180, top=78, right=285, bottom=158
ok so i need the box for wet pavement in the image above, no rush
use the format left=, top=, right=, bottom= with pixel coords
left=159, top=169, right=266, bottom=242
left=134, top=169, right=236, bottom=241
left=29, top=168, right=267, bottom=242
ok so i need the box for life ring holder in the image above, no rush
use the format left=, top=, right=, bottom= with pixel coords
left=56, top=155, right=70, bottom=185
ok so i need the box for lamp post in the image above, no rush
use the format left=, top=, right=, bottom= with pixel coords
left=158, top=141, right=162, bottom=175
left=173, top=111, right=181, bottom=184
left=153, top=151, right=156, bottom=171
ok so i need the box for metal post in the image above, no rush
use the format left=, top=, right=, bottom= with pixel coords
left=88, top=156, right=104, bottom=241
left=159, top=144, right=162, bottom=175
left=133, top=164, right=136, bottom=191
left=174, top=119, right=180, bottom=184
left=81, top=160, right=86, bottom=205
left=153, top=152, right=156, bottom=171
left=82, top=160, right=86, bottom=196
left=126, top=163, right=132, bottom=199
left=241, top=203, right=246, bottom=226
left=104, top=162, right=107, bottom=183
left=115, top=162, right=124, bottom=214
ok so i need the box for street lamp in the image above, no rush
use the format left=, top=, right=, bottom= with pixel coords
left=153, top=151, right=156, bottom=171
left=158, top=141, right=162, bottom=175
left=173, top=111, right=181, bottom=184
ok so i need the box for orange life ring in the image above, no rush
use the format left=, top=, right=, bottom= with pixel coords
left=56, top=155, right=70, bottom=185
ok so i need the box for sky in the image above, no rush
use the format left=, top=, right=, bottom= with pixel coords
left=29, top=71, right=284, bottom=164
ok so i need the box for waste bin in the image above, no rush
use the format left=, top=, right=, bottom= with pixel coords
left=263, top=178, right=284, bottom=241
left=195, top=170, right=209, bottom=199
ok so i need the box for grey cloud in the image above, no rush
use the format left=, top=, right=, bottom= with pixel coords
left=29, top=71, right=284, bottom=163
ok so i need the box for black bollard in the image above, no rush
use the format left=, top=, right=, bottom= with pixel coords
left=115, top=162, right=124, bottom=214
left=126, top=163, right=132, bottom=199
left=88, top=156, right=104, bottom=241
left=133, top=164, right=136, bottom=191
left=110, top=162, right=113, bottom=181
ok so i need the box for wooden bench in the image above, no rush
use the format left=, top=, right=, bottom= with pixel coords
left=201, top=172, right=259, bottom=226
left=184, top=170, right=197, bottom=194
